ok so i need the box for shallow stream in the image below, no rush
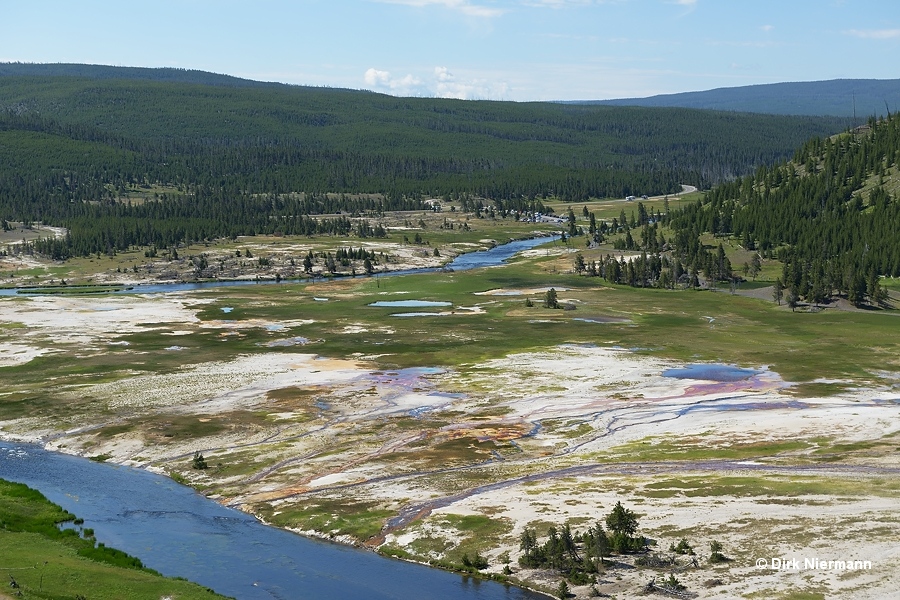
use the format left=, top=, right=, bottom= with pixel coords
left=0, top=443, right=543, bottom=600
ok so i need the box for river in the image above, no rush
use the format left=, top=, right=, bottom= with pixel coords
left=0, top=444, right=544, bottom=600
left=0, top=236, right=560, bottom=599
left=0, top=235, right=561, bottom=297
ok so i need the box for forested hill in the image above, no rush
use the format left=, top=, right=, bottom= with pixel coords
left=0, top=69, right=849, bottom=184
left=0, top=63, right=283, bottom=88
left=0, top=65, right=853, bottom=256
left=669, top=113, right=900, bottom=304
left=588, top=79, right=900, bottom=118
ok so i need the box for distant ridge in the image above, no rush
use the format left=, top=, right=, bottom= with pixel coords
left=3, top=66, right=894, bottom=118
left=581, top=79, right=900, bottom=117
left=0, top=62, right=291, bottom=89
left=0, top=63, right=858, bottom=258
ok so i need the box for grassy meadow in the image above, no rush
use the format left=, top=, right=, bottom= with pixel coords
left=0, top=479, right=228, bottom=600
left=2, top=222, right=897, bottom=422
left=166, top=253, right=898, bottom=385
left=2, top=205, right=898, bottom=600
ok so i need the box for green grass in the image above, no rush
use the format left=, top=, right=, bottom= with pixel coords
left=4, top=243, right=896, bottom=432
left=8, top=219, right=896, bottom=384
left=638, top=474, right=900, bottom=499
left=16, top=284, right=126, bottom=295
left=547, top=192, right=699, bottom=223
left=601, top=436, right=814, bottom=463
left=325, top=267, right=899, bottom=383
left=195, top=446, right=293, bottom=480
left=542, top=420, right=594, bottom=438
left=380, top=434, right=501, bottom=470
left=255, top=498, right=394, bottom=542
left=401, top=513, right=513, bottom=566
left=0, top=479, right=228, bottom=599
left=601, top=432, right=900, bottom=468
left=4, top=267, right=49, bottom=277
left=2, top=231, right=898, bottom=478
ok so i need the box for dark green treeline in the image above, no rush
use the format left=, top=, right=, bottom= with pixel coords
left=0, top=73, right=853, bottom=256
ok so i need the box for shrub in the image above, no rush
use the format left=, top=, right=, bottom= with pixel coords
left=192, top=452, right=208, bottom=470
left=708, top=540, right=729, bottom=564
left=670, top=538, right=694, bottom=555
left=461, top=551, right=489, bottom=570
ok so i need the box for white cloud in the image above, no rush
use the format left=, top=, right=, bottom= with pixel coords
left=429, top=65, right=510, bottom=99
left=434, top=66, right=453, bottom=82
left=844, top=28, right=900, bottom=40
left=364, top=68, right=392, bottom=87
left=434, top=71, right=509, bottom=99
left=363, top=66, right=508, bottom=100
left=761, top=24, right=774, bottom=32
left=364, top=68, right=424, bottom=95
left=373, top=0, right=504, bottom=18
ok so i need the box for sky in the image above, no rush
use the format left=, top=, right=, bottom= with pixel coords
left=1, top=0, right=898, bottom=101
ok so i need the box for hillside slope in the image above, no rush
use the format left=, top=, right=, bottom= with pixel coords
left=0, top=64, right=854, bottom=257
left=588, top=79, right=900, bottom=117
left=669, top=113, right=900, bottom=303
left=0, top=62, right=284, bottom=88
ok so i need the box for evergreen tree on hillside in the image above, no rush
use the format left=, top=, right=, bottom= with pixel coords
left=0, top=78, right=853, bottom=257
left=667, top=112, right=900, bottom=306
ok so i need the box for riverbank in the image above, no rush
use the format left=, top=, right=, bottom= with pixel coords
left=0, top=477, right=229, bottom=600
left=2, top=234, right=899, bottom=598
left=0, top=214, right=562, bottom=291
left=0, top=443, right=546, bottom=600
left=252, top=510, right=558, bottom=599
left=17, top=340, right=894, bottom=599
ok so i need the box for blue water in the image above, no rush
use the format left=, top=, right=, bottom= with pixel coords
left=368, top=300, right=452, bottom=308
left=0, top=236, right=560, bottom=297
left=446, top=236, right=560, bottom=271
left=0, top=235, right=563, bottom=597
left=663, top=364, right=761, bottom=382
left=0, top=443, right=543, bottom=600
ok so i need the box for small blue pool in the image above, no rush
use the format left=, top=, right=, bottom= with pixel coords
left=663, top=364, right=761, bottom=382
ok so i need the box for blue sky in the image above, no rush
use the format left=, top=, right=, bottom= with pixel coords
left=2, top=0, right=898, bottom=101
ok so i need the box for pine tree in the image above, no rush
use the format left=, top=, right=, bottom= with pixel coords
left=544, top=287, right=560, bottom=309
left=773, top=278, right=784, bottom=305
left=192, top=452, right=208, bottom=470
left=574, top=253, right=586, bottom=273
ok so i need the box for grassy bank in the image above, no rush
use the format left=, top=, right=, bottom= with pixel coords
left=0, top=479, right=229, bottom=599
